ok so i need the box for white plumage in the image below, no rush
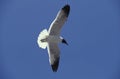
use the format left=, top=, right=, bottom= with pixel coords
left=37, top=4, right=70, bottom=72
left=37, top=29, right=48, bottom=49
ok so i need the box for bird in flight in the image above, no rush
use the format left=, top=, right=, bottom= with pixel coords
left=37, top=4, right=70, bottom=72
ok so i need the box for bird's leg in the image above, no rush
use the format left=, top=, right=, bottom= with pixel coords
left=40, top=38, right=47, bottom=42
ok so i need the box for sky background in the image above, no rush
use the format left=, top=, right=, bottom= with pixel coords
left=0, top=0, right=120, bottom=79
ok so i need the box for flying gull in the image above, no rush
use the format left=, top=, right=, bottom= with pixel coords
left=37, top=4, right=70, bottom=72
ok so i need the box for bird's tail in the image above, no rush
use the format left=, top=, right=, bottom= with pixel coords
left=37, top=29, right=48, bottom=49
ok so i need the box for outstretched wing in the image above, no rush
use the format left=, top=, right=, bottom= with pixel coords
left=48, top=4, right=70, bottom=36
left=47, top=42, right=60, bottom=72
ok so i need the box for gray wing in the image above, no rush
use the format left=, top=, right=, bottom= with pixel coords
left=47, top=42, right=60, bottom=72
left=48, top=4, right=70, bottom=36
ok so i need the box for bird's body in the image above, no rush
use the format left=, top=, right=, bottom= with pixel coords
left=37, top=4, right=70, bottom=72
left=44, top=35, right=62, bottom=43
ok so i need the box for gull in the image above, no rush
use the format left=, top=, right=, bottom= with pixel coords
left=37, top=4, right=70, bottom=72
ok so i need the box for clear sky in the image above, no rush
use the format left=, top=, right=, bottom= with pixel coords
left=0, top=0, right=120, bottom=79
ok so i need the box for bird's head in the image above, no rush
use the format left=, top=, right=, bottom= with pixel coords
left=62, top=39, right=68, bottom=45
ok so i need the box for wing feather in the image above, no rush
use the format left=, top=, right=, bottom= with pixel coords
left=47, top=42, right=60, bottom=72
left=48, top=5, right=70, bottom=36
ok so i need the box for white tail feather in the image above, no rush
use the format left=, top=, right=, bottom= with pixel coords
left=37, top=29, right=48, bottom=49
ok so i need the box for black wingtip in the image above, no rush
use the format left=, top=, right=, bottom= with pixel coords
left=62, top=4, right=70, bottom=17
left=51, top=58, right=59, bottom=72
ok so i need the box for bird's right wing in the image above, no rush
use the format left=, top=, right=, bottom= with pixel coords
left=48, top=5, right=70, bottom=36
left=47, top=42, right=60, bottom=72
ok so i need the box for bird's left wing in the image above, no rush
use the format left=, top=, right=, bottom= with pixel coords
left=47, top=42, right=60, bottom=72
left=48, top=5, right=70, bottom=36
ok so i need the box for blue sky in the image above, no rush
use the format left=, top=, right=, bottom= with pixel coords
left=0, top=0, right=120, bottom=79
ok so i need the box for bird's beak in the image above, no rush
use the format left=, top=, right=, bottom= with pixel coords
left=62, top=39, right=68, bottom=45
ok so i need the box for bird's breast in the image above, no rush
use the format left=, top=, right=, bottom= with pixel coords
left=47, top=35, right=61, bottom=43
